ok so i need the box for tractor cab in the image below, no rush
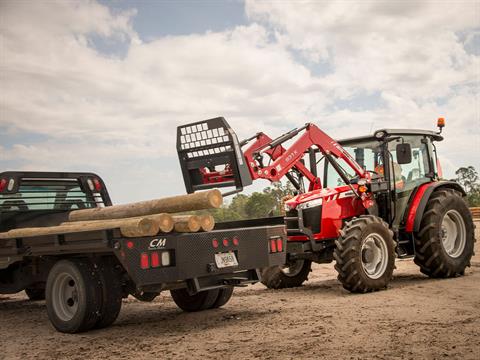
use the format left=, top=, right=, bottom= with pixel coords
left=328, top=128, right=444, bottom=230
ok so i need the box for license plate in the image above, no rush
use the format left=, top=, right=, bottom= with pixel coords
left=215, top=251, right=238, bottom=269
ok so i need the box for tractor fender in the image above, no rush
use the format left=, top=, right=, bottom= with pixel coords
left=405, top=180, right=466, bottom=233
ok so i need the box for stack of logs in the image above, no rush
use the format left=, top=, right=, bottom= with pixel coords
left=0, top=189, right=222, bottom=239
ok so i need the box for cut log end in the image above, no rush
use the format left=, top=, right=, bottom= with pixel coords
left=173, top=215, right=201, bottom=233
left=207, top=189, right=223, bottom=209
left=199, top=215, right=215, bottom=232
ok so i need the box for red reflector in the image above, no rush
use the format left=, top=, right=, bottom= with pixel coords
left=126, top=241, right=134, bottom=249
left=223, top=238, right=229, bottom=246
left=233, top=237, right=239, bottom=246
left=93, top=178, right=102, bottom=191
left=151, top=252, right=160, bottom=267
left=212, top=239, right=219, bottom=248
left=140, top=253, right=149, bottom=269
left=0, top=179, right=7, bottom=192
left=270, top=239, right=277, bottom=253
left=276, top=238, right=283, bottom=252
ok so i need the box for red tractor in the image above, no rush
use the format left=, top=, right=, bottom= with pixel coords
left=177, top=117, right=475, bottom=293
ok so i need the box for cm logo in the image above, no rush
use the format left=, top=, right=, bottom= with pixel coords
left=149, top=238, right=166, bottom=249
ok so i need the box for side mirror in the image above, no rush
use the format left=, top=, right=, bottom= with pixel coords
left=396, top=143, right=412, bottom=164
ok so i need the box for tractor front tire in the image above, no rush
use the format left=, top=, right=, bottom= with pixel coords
left=260, top=260, right=312, bottom=289
left=170, top=288, right=220, bottom=312
left=334, top=215, right=396, bottom=293
left=414, top=189, right=474, bottom=278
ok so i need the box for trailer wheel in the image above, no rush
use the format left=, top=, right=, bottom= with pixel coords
left=170, top=288, right=220, bottom=312
left=334, top=215, right=395, bottom=293
left=46, top=259, right=102, bottom=333
left=260, top=260, right=312, bottom=289
left=414, top=189, right=474, bottom=278
left=25, top=287, right=45, bottom=301
left=210, top=286, right=234, bottom=309
left=94, top=259, right=123, bottom=329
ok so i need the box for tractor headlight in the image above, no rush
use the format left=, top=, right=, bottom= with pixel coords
left=297, top=198, right=323, bottom=210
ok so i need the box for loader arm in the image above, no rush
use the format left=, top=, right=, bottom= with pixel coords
left=242, top=132, right=321, bottom=191
left=244, top=123, right=368, bottom=184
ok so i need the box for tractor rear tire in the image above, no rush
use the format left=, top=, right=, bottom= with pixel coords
left=46, top=259, right=102, bottom=333
left=170, top=288, right=220, bottom=312
left=210, top=286, right=234, bottom=309
left=414, top=189, right=474, bottom=278
left=260, top=260, right=311, bottom=289
left=334, top=215, right=396, bottom=293
left=25, top=287, right=45, bottom=301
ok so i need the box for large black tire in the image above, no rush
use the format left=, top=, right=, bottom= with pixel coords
left=46, top=259, right=102, bottom=333
left=260, top=260, right=312, bottom=289
left=210, top=287, right=234, bottom=309
left=25, top=287, right=45, bottom=301
left=414, top=189, right=475, bottom=278
left=94, top=259, right=123, bottom=329
left=170, top=288, right=220, bottom=312
left=334, top=215, right=396, bottom=293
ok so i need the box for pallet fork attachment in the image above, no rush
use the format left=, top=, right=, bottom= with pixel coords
left=177, top=117, right=252, bottom=195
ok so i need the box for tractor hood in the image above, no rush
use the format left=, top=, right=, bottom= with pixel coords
left=285, top=185, right=356, bottom=211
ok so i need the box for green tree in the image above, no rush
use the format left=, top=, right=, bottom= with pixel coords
left=455, top=166, right=479, bottom=193
left=245, top=192, right=277, bottom=218
left=455, top=166, right=480, bottom=207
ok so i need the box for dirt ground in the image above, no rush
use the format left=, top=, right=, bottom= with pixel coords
left=1, top=224, right=479, bottom=360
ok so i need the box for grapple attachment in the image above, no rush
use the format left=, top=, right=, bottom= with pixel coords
left=177, top=117, right=252, bottom=194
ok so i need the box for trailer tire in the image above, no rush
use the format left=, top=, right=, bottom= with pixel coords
left=46, top=259, right=102, bottom=333
left=334, top=215, right=395, bottom=293
left=170, top=288, right=220, bottom=312
left=94, top=259, right=122, bottom=329
left=260, top=260, right=311, bottom=289
left=25, top=287, right=45, bottom=301
left=414, top=189, right=474, bottom=278
left=210, top=286, right=234, bottom=309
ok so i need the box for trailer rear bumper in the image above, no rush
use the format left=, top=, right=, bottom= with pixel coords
left=114, top=224, right=286, bottom=293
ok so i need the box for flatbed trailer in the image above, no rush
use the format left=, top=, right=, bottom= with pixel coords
left=0, top=171, right=286, bottom=333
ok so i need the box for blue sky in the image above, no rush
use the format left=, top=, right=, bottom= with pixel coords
left=1, top=0, right=479, bottom=203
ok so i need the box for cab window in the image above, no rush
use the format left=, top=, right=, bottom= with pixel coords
left=388, top=136, right=432, bottom=192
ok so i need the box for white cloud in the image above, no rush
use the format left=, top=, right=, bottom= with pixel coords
left=0, top=0, right=479, bottom=202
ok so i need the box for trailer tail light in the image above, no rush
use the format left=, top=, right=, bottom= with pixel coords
left=0, top=178, right=7, bottom=192
left=270, top=239, right=277, bottom=253
left=233, top=237, right=239, bottom=246
left=223, top=238, right=229, bottom=246
left=161, top=251, right=171, bottom=266
left=126, top=241, right=134, bottom=249
left=276, top=238, right=283, bottom=252
left=151, top=252, right=160, bottom=268
left=140, top=253, right=149, bottom=269
left=212, top=238, right=219, bottom=248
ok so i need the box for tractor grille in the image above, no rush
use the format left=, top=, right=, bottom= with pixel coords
left=285, top=206, right=322, bottom=236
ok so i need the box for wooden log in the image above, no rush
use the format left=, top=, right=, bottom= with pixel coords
left=68, top=189, right=223, bottom=222
left=61, top=213, right=174, bottom=233
left=198, top=214, right=215, bottom=232
left=0, top=217, right=160, bottom=239
left=172, top=215, right=201, bottom=233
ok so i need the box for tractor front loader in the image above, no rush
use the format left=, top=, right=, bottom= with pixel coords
left=177, top=117, right=475, bottom=293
